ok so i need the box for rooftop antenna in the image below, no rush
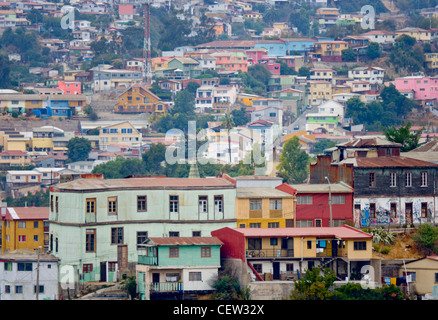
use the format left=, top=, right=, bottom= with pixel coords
left=143, top=0, right=152, bottom=86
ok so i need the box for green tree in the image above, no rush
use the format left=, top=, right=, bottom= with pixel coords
left=383, top=121, right=423, bottom=152
left=277, top=136, right=310, bottom=184
left=413, top=224, right=438, bottom=255
left=231, top=108, right=249, bottom=126
left=290, top=267, right=337, bottom=300
left=366, top=42, right=381, bottom=60
left=313, top=139, right=337, bottom=154
left=342, top=48, right=357, bottom=62
left=66, top=137, right=92, bottom=163
left=142, top=143, right=167, bottom=175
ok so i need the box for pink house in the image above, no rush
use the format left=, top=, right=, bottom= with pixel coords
left=394, top=76, right=438, bottom=103
left=58, top=80, right=81, bottom=95
left=245, top=48, right=268, bottom=65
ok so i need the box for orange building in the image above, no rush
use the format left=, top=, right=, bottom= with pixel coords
left=1, top=207, right=50, bottom=252
left=114, top=84, right=168, bottom=114
left=212, top=51, right=248, bottom=72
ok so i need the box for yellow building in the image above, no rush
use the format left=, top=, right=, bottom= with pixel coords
left=63, top=70, right=83, bottom=81
left=235, top=185, right=296, bottom=228
left=0, top=129, right=30, bottom=152
left=114, top=84, right=167, bottom=114
left=236, top=93, right=264, bottom=107
left=396, top=27, right=431, bottom=42
left=333, top=85, right=351, bottom=94
left=99, top=121, right=142, bottom=151
left=308, top=80, right=333, bottom=106
left=212, top=225, right=374, bottom=282
left=0, top=150, right=31, bottom=167
left=400, top=256, right=438, bottom=296
left=425, top=52, right=438, bottom=71
left=1, top=207, right=49, bottom=252
left=313, top=41, right=348, bottom=62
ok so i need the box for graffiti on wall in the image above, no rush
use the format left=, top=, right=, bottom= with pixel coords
left=354, top=198, right=435, bottom=228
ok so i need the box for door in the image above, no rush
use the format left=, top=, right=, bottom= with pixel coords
left=152, top=273, right=160, bottom=284
left=273, top=262, right=280, bottom=280
left=100, top=262, right=107, bottom=282
left=405, top=203, right=413, bottom=226
left=332, top=240, right=339, bottom=257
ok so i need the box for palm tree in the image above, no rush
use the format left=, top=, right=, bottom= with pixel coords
left=221, top=115, right=235, bottom=164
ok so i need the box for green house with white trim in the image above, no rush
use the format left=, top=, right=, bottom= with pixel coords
left=136, top=237, right=223, bottom=300
left=48, top=176, right=236, bottom=292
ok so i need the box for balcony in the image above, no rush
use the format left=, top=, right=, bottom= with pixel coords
left=246, top=249, right=294, bottom=258
left=150, top=282, right=183, bottom=293
left=138, top=255, right=158, bottom=266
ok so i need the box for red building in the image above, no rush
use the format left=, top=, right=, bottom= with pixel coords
left=291, top=182, right=354, bottom=227
left=58, top=80, right=81, bottom=95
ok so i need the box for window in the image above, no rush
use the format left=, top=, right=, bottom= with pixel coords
left=34, top=285, right=44, bottom=294
left=86, top=229, right=96, bottom=252
left=108, top=262, right=117, bottom=272
left=15, top=286, right=23, bottom=294
left=332, top=195, right=345, bottom=204
left=315, top=219, right=322, bottom=227
left=390, top=203, right=397, bottom=218
left=18, top=221, right=26, bottom=229
left=17, top=263, right=32, bottom=271
left=198, top=196, right=208, bottom=214
left=421, top=202, right=428, bottom=218
left=270, top=199, right=282, bottom=210
left=435, top=273, right=438, bottom=283
left=368, top=172, right=376, bottom=187
left=307, top=240, right=312, bottom=249
left=250, top=200, right=262, bottom=211
left=268, top=222, right=279, bottom=228
left=297, top=195, right=313, bottom=204
left=390, top=172, right=397, bottom=187
left=5, top=285, right=10, bottom=294
left=270, top=238, right=278, bottom=246
left=421, top=171, right=428, bottom=187
left=296, top=220, right=313, bottom=227
left=405, top=172, right=412, bottom=187
left=169, top=231, right=179, bottom=237
left=108, top=197, right=117, bottom=215
left=111, top=227, right=123, bottom=245
left=201, top=247, right=211, bottom=257
left=354, top=241, right=367, bottom=250
left=83, top=264, right=93, bottom=273
left=253, top=264, right=262, bottom=274
left=248, top=238, right=262, bottom=250
left=33, top=221, right=39, bottom=228
left=86, top=198, right=96, bottom=214
left=169, top=195, right=179, bottom=213
left=369, top=203, right=376, bottom=218
left=137, top=195, right=147, bottom=212
left=169, top=247, right=179, bottom=257
left=192, top=231, right=201, bottom=237
left=249, top=223, right=261, bottom=228
left=137, top=231, right=148, bottom=248
left=214, top=195, right=224, bottom=215
left=34, top=235, right=39, bottom=242
left=18, top=235, right=26, bottom=242
left=189, top=272, right=202, bottom=281
left=4, top=262, right=12, bottom=271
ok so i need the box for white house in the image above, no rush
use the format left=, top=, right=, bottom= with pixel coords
left=361, top=30, right=397, bottom=44
left=348, top=67, right=385, bottom=85
left=317, top=99, right=345, bottom=121
left=195, top=85, right=214, bottom=113
left=0, top=249, right=59, bottom=301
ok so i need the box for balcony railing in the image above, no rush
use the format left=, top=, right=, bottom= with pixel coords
left=138, top=255, right=158, bottom=266
left=246, top=249, right=294, bottom=258
left=150, top=282, right=183, bottom=293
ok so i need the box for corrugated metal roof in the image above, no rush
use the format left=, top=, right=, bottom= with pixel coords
left=54, top=177, right=236, bottom=191
left=291, top=182, right=353, bottom=194
left=5, top=207, right=49, bottom=221
left=149, top=237, right=223, bottom=246
left=228, top=225, right=372, bottom=239
left=355, top=156, right=438, bottom=168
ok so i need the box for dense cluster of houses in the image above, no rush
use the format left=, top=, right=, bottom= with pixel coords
left=0, top=134, right=437, bottom=300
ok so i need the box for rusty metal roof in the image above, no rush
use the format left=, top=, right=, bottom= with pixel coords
left=149, top=237, right=223, bottom=246
left=355, top=156, right=438, bottom=168
left=410, top=139, right=438, bottom=152
left=338, top=136, right=401, bottom=148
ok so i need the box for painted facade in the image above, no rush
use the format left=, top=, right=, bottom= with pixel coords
left=48, top=177, right=236, bottom=284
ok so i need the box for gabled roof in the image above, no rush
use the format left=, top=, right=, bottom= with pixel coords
left=148, top=237, right=223, bottom=246
left=5, top=207, right=49, bottom=221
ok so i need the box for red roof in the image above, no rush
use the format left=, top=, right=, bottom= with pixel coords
left=224, top=225, right=373, bottom=239
left=275, top=183, right=297, bottom=195
left=4, top=207, right=49, bottom=221
left=355, top=156, right=438, bottom=168
left=118, top=4, right=133, bottom=15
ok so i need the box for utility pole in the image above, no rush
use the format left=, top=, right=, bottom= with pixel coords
left=325, top=176, right=333, bottom=227
left=143, top=0, right=152, bottom=86
left=36, top=246, right=41, bottom=300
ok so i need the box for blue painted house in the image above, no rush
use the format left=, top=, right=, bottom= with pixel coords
left=136, top=237, right=223, bottom=300
left=254, top=39, right=288, bottom=57
left=282, top=38, right=317, bottom=54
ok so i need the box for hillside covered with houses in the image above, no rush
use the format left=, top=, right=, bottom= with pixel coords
left=1, top=0, right=438, bottom=304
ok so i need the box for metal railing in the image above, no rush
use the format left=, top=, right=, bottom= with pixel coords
left=138, top=255, right=158, bottom=265
left=150, top=282, right=183, bottom=293
left=246, top=249, right=294, bottom=258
